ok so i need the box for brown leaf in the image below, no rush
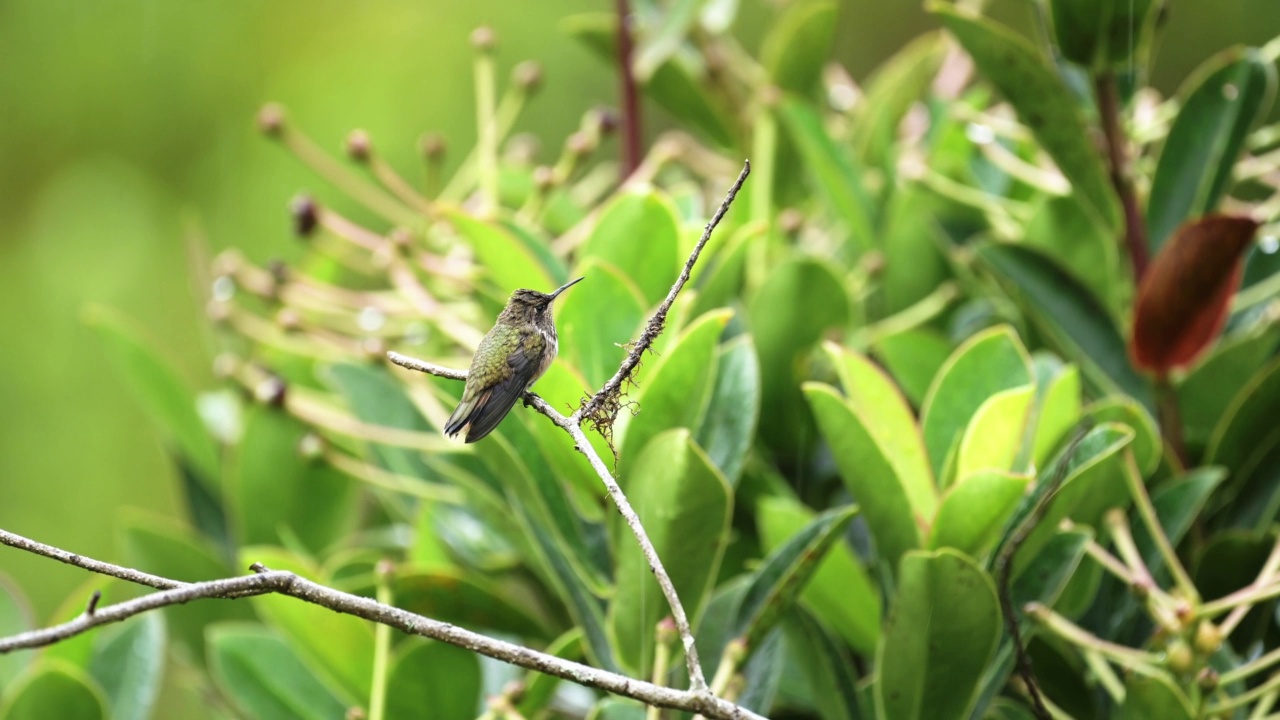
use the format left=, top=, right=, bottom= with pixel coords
left=1130, top=214, right=1260, bottom=375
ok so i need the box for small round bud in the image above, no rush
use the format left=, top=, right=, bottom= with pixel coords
left=779, top=208, right=804, bottom=235
left=253, top=375, right=287, bottom=408
left=297, top=432, right=325, bottom=460
left=211, top=251, right=241, bottom=277
left=267, top=260, right=290, bottom=286
left=290, top=194, right=319, bottom=237
left=566, top=131, right=594, bottom=156
left=656, top=616, right=677, bottom=643
left=533, top=165, right=555, bottom=191
left=375, top=558, right=395, bottom=579
left=257, top=103, right=285, bottom=137
left=595, top=107, right=619, bottom=136
left=212, top=353, right=239, bottom=380
left=501, top=679, right=527, bottom=703
left=361, top=337, right=387, bottom=360
left=206, top=300, right=231, bottom=325
left=420, top=133, right=446, bottom=161
left=1166, top=638, right=1194, bottom=675
left=503, top=133, right=540, bottom=164
left=345, top=708, right=367, bottom=720
left=513, top=61, right=542, bottom=91
left=275, top=308, right=301, bottom=332
left=345, top=129, right=372, bottom=162
left=1194, top=621, right=1223, bottom=656
left=1130, top=578, right=1152, bottom=600
left=389, top=227, right=413, bottom=248
left=1197, top=667, right=1219, bottom=692
left=470, top=26, right=496, bottom=51
left=761, top=85, right=783, bottom=108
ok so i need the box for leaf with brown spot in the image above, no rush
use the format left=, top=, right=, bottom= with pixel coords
left=1130, top=215, right=1260, bottom=374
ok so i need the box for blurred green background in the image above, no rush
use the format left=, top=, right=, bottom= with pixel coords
left=0, top=0, right=1276, bottom=623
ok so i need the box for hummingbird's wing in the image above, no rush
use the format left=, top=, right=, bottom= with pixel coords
left=444, top=330, right=545, bottom=443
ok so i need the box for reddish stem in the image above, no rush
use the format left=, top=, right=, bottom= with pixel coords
left=1095, top=72, right=1149, bottom=281
left=615, top=0, right=643, bottom=176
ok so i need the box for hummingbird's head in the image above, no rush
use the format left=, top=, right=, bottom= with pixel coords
left=501, top=277, right=584, bottom=320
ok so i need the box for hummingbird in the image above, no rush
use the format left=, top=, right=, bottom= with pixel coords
left=444, top=277, right=584, bottom=443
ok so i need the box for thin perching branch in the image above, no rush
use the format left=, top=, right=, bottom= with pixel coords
left=0, top=531, right=764, bottom=720
left=387, top=160, right=750, bottom=698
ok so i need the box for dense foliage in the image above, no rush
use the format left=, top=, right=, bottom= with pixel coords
left=3, top=1, right=1280, bottom=719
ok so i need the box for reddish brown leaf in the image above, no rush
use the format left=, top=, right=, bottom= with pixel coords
left=1130, top=214, right=1260, bottom=374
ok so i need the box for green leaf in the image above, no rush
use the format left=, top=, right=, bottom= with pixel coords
left=932, top=4, right=1119, bottom=229
left=1025, top=194, right=1124, bottom=315
left=696, top=335, right=762, bottom=486
left=825, top=342, right=937, bottom=518
left=0, top=574, right=33, bottom=687
left=851, top=32, right=946, bottom=170
left=444, top=210, right=555, bottom=293
left=84, top=306, right=220, bottom=482
left=240, top=546, right=374, bottom=705
left=736, top=505, right=857, bottom=651
left=921, top=325, right=1033, bottom=481
left=806, top=383, right=922, bottom=571
left=207, top=624, right=349, bottom=720
left=322, top=362, right=436, bottom=482
left=757, top=498, right=880, bottom=654
left=751, top=258, right=850, bottom=462
left=778, top=99, right=875, bottom=252
left=0, top=661, right=109, bottom=720
left=581, top=189, right=682, bottom=304
left=1148, top=48, right=1276, bottom=252
left=956, top=385, right=1035, bottom=479
left=875, top=549, right=1001, bottom=720
left=517, top=630, right=584, bottom=717
left=976, top=241, right=1153, bottom=409
left=557, top=258, right=648, bottom=388
left=929, top=471, right=1031, bottom=559
left=588, top=698, right=648, bottom=720
left=120, top=512, right=253, bottom=662
left=691, top=222, right=759, bottom=318
left=618, top=310, right=730, bottom=467
left=783, top=611, right=864, bottom=720
left=231, top=406, right=355, bottom=553
left=1032, top=362, right=1082, bottom=468
left=1084, top=396, right=1160, bottom=475
left=1118, top=672, right=1194, bottom=720
left=873, top=329, right=952, bottom=407
left=761, top=0, right=837, bottom=94
left=1178, top=323, right=1280, bottom=451
left=87, top=614, right=165, bottom=720
left=1142, top=468, right=1225, bottom=577
left=1048, top=0, right=1156, bottom=68
left=634, top=0, right=706, bottom=81
left=1206, top=355, right=1280, bottom=527
left=386, top=640, right=482, bottom=720
left=609, top=429, right=732, bottom=673
left=563, top=14, right=736, bottom=147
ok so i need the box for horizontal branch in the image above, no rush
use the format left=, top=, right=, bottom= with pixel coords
left=0, top=530, right=763, bottom=720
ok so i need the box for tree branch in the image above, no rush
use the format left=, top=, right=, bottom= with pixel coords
left=0, top=533, right=764, bottom=720
left=387, top=161, right=749, bottom=697
left=1095, top=71, right=1149, bottom=280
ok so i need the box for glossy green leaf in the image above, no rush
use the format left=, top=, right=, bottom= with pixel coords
left=696, top=335, right=761, bottom=486
left=499, top=218, right=570, bottom=286
left=517, top=630, right=584, bottom=717
left=1048, top=0, right=1156, bottom=68
left=875, top=549, right=1001, bottom=720
left=784, top=611, right=864, bottom=720
left=921, top=325, right=1033, bottom=480
left=240, top=546, right=373, bottom=705
left=87, top=614, right=165, bottom=720
left=778, top=99, right=875, bottom=252
left=634, top=0, right=706, bottom=81
left=120, top=512, right=253, bottom=662
left=618, top=309, right=730, bottom=467
left=1178, top=323, right=1280, bottom=450
left=929, top=471, right=1031, bottom=559
left=581, top=189, right=682, bottom=304
left=1148, top=48, right=1276, bottom=252
left=932, top=4, right=1119, bottom=228
left=825, top=342, right=936, bottom=518
left=231, top=406, right=354, bottom=553
left=0, top=661, right=108, bottom=720
left=691, top=222, right=759, bottom=318
left=322, top=362, right=437, bottom=482
left=444, top=209, right=555, bottom=293
left=84, top=306, right=220, bottom=482
left=1025, top=194, right=1123, bottom=315
left=1032, top=363, right=1082, bottom=468
left=873, top=329, right=952, bottom=407
left=557, top=258, right=648, bottom=388
left=736, top=505, right=857, bottom=650
left=386, top=640, right=482, bottom=720
left=761, top=0, right=837, bottom=94
left=1084, top=396, right=1160, bottom=475
left=956, top=385, right=1035, bottom=479
left=563, top=13, right=735, bottom=146
left=1118, top=672, right=1194, bottom=720
left=42, top=577, right=118, bottom=670
left=751, top=258, right=850, bottom=462
left=0, top=574, right=32, bottom=687
left=976, top=241, right=1153, bottom=409
left=208, top=624, right=348, bottom=720
left=609, top=429, right=731, bottom=673
left=588, top=698, right=647, bottom=720
left=1206, top=355, right=1280, bottom=526
left=879, top=186, right=953, bottom=314
left=851, top=32, right=945, bottom=170
left=757, top=497, right=880, bottom=654
left=806, top=383, right=922, bottom=571
left=349, top=568, right=554, bottom=640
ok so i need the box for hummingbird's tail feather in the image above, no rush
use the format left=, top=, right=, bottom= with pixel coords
left=444, top=377, right=527, bottom=443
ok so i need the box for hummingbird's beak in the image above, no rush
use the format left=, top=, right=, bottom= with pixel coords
left=548, top=276, right=584, bottom=301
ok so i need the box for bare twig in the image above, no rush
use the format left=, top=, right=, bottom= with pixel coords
left=0, top=533, right=763, bottom=720
left=386, top=161, right=749, bottom=697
